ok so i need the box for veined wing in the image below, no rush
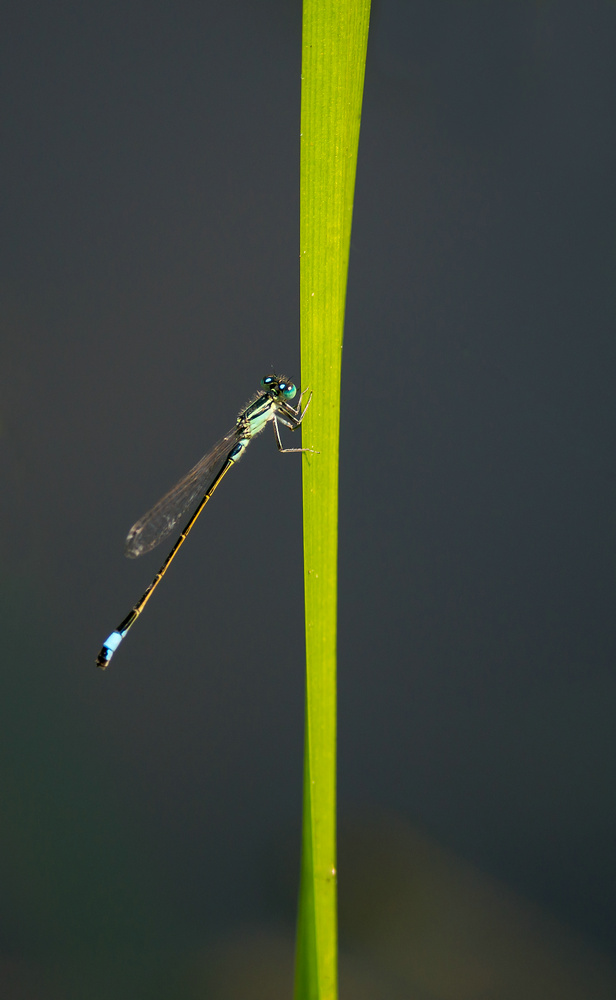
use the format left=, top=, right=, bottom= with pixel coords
left=125, top=427, right=239, bottom=558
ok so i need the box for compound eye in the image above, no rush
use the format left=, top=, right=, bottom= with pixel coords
left=261, top=375, right=274, bottom=387
left=282, top=382, right=297, bottom=399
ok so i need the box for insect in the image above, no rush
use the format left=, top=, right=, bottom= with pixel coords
left=96, top=374, right=314, bottom=669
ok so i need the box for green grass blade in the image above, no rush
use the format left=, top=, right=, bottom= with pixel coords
left=295, top=2, right=371, bottom=998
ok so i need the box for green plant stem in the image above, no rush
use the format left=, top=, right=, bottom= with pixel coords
left=295, top=2, right=371, bottom=998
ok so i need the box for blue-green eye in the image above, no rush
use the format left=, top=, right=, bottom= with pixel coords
left=282, top=382, right=297, bottom=399
left=261, top=375, right=274, bottom=387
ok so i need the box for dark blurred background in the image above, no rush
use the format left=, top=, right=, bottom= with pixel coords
left=1, top=1, right=616, bottom=997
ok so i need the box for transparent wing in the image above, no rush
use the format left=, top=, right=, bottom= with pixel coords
left=125, top=427, right=239, bottom=558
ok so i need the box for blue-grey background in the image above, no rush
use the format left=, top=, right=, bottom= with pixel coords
left=1, top=2, right=616, bottom=997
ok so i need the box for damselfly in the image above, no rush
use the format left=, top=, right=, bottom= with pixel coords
left=96, top=374, right=314, bottom=669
